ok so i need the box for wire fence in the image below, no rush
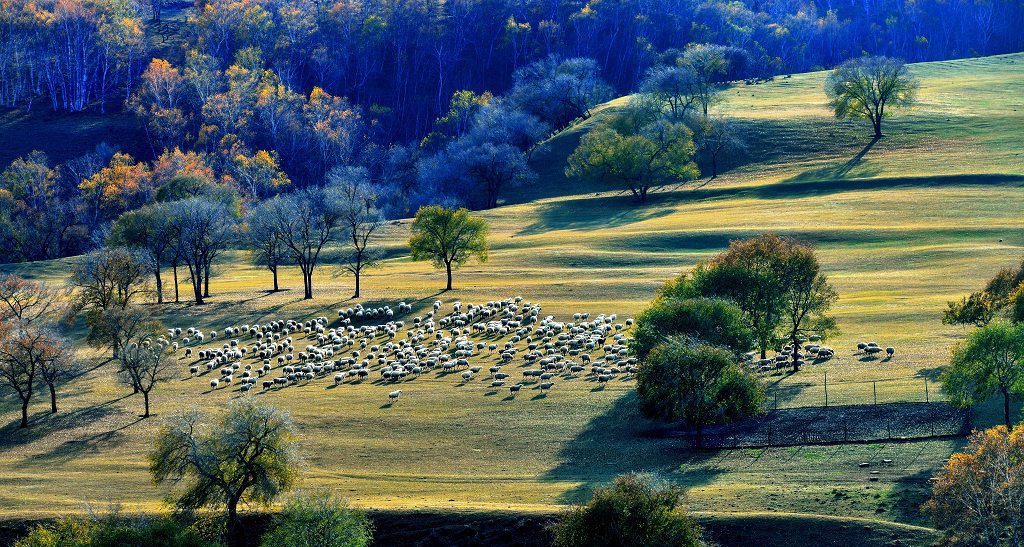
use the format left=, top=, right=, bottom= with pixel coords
left=762, top=373, right=945, bottom=411
left=700, top=402, right=971, bottom=449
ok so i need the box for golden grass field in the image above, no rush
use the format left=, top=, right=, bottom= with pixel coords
left=0, top=53, right=1022, bottom=541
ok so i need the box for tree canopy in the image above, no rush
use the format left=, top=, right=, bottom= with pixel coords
left=636, top=338, right=764, bottom=448
left=941, top=320, right=1024, bottom=427
left=825, top=56, right=918, bottom=139
left=150, top=399, right=301, bottom=544
left=409, top=206, right=489, bottom=291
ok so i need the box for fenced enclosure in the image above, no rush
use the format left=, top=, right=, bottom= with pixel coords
left=700, top=402, right=970, bottom=449
left=762, top=373, right=944, bottom=410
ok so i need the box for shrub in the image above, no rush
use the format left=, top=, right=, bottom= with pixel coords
left=550, top=472, right=703, bottom=547
left=260, top=490, right=373, bottom=547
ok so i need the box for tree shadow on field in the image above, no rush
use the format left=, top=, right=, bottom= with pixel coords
left=517, top=200, right=675, bottom=235
left=783, top=137, right=881, bottom=183
left=540, top=392, right=726, bottom=504
left=0, top=394, right=132, bottom=452
left=887, top=468, right=937, bottom=526
left=30, top=415, right=145, bottom=463
left=915, top=367, right=944, bottom=381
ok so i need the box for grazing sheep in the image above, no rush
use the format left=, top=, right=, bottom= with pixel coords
left=388, top=389, right=402, bottom=403
left=886, top=347, right=895, bottom=358
left=540, top=382, right=554, bottom=391
left=509, top=383, right=523, bottom=396
left=210, top=379, right=220, bottom=389
left=334, top=372, right=347, bottom=385
left=598, top=374, right=613, bottom=386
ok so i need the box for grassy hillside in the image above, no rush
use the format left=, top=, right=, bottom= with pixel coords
left=1, top=53, right=1022, bottom=541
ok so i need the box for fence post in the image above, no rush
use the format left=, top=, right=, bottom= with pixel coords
left=824, top=371, right=828, bottom=407
left=925, top=379, right=930, bottom=403
left=873, top=381, right=877, bottom=405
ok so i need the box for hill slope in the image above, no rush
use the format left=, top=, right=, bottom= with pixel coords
left=1, top=54, right=1022, bottom=543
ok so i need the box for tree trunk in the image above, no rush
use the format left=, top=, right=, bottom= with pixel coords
left=446, top=262, right=453, bottom=291
left=1004, top=388, right=1011, bottom=428
left=791, top=334, right=801, bottom=372
left=304, top=271, right=313, bottom=299
left=203, top=265, right=210, bottom=298
left=226, top=497, right=240, bottom=547
left=191, top=266, right=205, bottom=305
left=354, top=269, right=361, bottom=298
left=49, top=384, right=57, bottom=413
left=173, top=263, right=180, bottom=303
left=873, top=117, right=883, bottom=139
left=20, top=397, right=29, bottom=428
left=154, top=265, right=164, bottom=304
left=271, top=267, right=279, bottom=292
left=710, top=151, right=719, bottom=178
left=143, top=390, right=150, bottom=418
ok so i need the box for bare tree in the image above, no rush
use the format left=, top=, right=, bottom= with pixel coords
left=330, top=167, right=384, bottom=298
left=117, top=330, right=174, bottom=418
left=0, top=274, right=65, bottom=326
left=0, top=324, right=63, bottom=428
left=169, top=198, right=237, bottom=305
left=266, top=187, right=344, bottom=299
left=68, top=248, right=151, bottom=355
left=36, top=333, right=78, bottom=414
left=245, top=203, right=289, bottom=292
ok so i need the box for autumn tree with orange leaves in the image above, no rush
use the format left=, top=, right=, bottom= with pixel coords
left=79, top=153, right=154, bottom=227
left=924, top=425, right=1024, bottom=546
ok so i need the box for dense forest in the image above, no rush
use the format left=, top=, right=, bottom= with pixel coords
left=0, top=0, right=1021, bottom=264
left=2, top=0, right=1020, bottom=135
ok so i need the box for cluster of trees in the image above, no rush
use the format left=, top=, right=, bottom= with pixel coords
left=3, top=0, right=1020, bottom=131
left=0, top=274, right=78, bottom=429
left=924, top=424, right=1024, bottom=546
left=939, top=259, right=1024, bottom=427
left=631, top=234, right=836, bottom=446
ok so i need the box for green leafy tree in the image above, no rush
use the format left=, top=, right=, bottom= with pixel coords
left=566, top=120, right=698, bottom=203
left=637, top=338, right=764, bottom=448
left=825, top=56, right=918, bottom=139
left=943, top=261, right=1024, bottom=327
left=150, top=399, right=301, bottom=544
left=550, top=472, right=704, bottom=547
left=941, top=320, right=1024, bottom=427
left=409, top=206, right=489, bottom=291
left=261, top=490, right=373, bottom=547
left=685, top=236, right=787, bottom=360
left=778, top=244, right=838, bottom=371
left=943, top=291, right=999, bottom=328
left=630, top=297, right=753, bottom=360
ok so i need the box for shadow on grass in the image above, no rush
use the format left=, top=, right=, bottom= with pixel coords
left=30, top=415, right=146, bottom=463
left=887, top=468, right=937, bottom=526
left=540, top=392, right=726, bottom=504
left=0, top=394, right=133, bottom=453
left=514, top=172, right=1024, bottom=236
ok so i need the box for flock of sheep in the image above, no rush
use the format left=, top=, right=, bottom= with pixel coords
left=166, top=297, right=638, bottom=405
left=744, top=337, right=895, bottom=373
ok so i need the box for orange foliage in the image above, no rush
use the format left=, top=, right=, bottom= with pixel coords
left=924, top=425, right=1024, bottom=545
